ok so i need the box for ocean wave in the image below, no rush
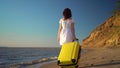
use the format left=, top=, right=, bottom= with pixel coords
left=9, top=56, right=57, bottom=68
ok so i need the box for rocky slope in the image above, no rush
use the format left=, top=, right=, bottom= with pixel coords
left=82, top=15, right=120, bottom=48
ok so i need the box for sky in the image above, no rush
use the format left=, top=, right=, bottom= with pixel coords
left=0, top=0, right=116, bottom=47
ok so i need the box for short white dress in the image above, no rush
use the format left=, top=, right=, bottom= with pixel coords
left=59, top=18, right=75, bottom=45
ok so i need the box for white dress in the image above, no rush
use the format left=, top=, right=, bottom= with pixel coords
left=59, top=18, right=74, bottom=45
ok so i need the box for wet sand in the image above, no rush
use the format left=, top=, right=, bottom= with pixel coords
left=41, top=48, right=120, bottom=68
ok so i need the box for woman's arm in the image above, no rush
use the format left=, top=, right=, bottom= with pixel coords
left=71, top=23, right=76, bottom=40
left=57, top=23, right=62, bottom=43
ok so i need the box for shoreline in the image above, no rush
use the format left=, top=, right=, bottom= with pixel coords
left=41, top=48, right=120, bottom=68
left=7, top=56, right=58, bottom=68
left=25, top=60, right=57, bottom=68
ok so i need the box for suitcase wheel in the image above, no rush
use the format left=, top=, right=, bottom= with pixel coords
left=57, top=60, right=60, bottom=65
left=72, top=59, right=76, bottom=63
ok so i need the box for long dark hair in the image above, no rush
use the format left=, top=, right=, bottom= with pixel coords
left=63, top=8, right=72, bottom=20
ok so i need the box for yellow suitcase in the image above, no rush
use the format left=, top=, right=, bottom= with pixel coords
left=57, top=41, right=81, bottom=68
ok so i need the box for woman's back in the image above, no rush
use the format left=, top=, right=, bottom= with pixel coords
left=59, top=18, right=74, bottom=45
left=60, top=18, right=74, bottom=29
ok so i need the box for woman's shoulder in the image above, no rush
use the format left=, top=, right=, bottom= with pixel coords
left=59, top=18, right=63, bottom=21
left=60, top=18, right=64, bottom=21
left=59, top=18, right=64, bottom=23
left=60, top=18, right=74, bottom=23
left=69, top=18, right=74, bottom=23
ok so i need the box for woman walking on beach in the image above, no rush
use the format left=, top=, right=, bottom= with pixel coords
left=58, top=8, right=76, bottom=45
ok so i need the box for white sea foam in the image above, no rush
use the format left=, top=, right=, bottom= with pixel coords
left=9, top=56, right=58, bottom=68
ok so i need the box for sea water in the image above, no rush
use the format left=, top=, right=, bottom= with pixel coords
left=0, top=47, right=60, bottom=68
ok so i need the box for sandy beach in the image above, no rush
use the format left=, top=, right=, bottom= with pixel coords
left=41, top=48, right=120, bottom=68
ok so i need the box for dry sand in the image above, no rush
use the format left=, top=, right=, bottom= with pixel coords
left=40, top=48, right=120, bottom=68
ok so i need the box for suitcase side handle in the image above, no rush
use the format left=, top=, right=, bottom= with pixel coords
left=72, top=38, right=79, bottom=42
